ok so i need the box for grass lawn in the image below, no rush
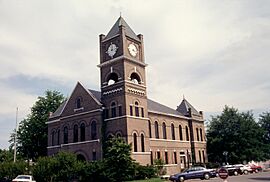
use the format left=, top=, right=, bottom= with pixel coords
left=128, top=178, right=167, bottom=182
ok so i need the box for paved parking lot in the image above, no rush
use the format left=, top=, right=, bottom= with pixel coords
left=172, top=171, right=270, bottom=182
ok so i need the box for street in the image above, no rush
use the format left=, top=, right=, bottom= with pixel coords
left=178, top=171, right=270, bottom=182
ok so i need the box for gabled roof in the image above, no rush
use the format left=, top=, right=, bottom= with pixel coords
left=104, top=16, right=140, bottom=42
left=147, top=99, right=184, bottom=117
left=84, top=89, right=186, bottom=117
left=49, top=83, right=102, bottom=119
left=49, top=100, right=67, bottom=118
left=176, top=98, right=200, bottom=116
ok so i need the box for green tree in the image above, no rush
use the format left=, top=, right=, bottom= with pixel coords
left=207, top=106, right=266, bottom=164
left=0, top=160, right=27, bottom=180
left=258, top=112, right=270, bottom=159
left=11, top=90, right=65, bottom=161
left=103, top=137, right=136, bottom=182
left=0, top=149, right=14, bottom=162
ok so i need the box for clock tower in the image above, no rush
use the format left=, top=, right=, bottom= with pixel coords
left=98, top=16, right=150, bottom=163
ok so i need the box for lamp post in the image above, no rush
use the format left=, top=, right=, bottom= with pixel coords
left=223, top=151, right=228, bottom=165
left=14, top=107, right=18, bottom=163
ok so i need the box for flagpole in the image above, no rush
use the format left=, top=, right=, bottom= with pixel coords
left=14, top=107, right=18, bottom=163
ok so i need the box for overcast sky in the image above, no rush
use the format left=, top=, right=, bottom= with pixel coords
left=0, top=0, right=269, bottom=149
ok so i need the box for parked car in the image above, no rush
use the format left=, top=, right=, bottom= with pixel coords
left=233, top=164, right=252, bottom=174
left=221, top=165, right=241, bottom=176
left=249, top=164, right=262, bottom=173
left=12, top=175, right=36, bottom=182
left=169, top=166, right=217, bottom=182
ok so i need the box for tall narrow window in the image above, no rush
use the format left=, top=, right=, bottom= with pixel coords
left=76, top=98, right=81, bottom=108
left=155, top=121, right=159, bottom=139
left=200, top=128, right=203, bottom=141
left=179, top=125, right=183, bottom=140
left=73, top=125, right=78, bottom=142
left=130, top=105, right=133, bottom=116
left=133, top=133, right=137, bottom=152
left=91, top=121, right=97, bottom=140
left=141, top=134, right=145, bottom=152
left=165, top=151, right=168, bottom=164
left=148, top=121, right=152, bottom=138
left=92, top=151, right=97, bottom=161
left=57, top=130, right=60, bottom=145
left=171, top=123, right=175, bottom=140
left=118, top=105, right=122, bottom=116
left=80, top=123, right=85, bottom=141
left=202, top=150, right=205, bottom=163
left=64, top=127, right=68, bottom=144
left=157, top=151, right=161, bottom=159
left=186, top=126, right=189, bottom=141
left=135, top=102, right=139, bottom=117
left=141, top=108, right=144, bottom=117
left=174, top=152, right=177, bottom=164
left=150, top=151, right=153, bottom=165
left=51, top=131, right=55, bottom=146
left=199, top=150, right=202, bottom=163
left=196, top=128, right=199, bottom=141
left=105, top=109, right=109, bottom=119
left=111, top=102, right=116, bottom=118
left=162, top=122, right=167, bottom=139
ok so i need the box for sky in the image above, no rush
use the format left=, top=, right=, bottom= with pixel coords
left=0, top=0, right=269, bottom=149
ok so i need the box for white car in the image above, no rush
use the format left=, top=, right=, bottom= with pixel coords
left=234, top=164, right=252, bottom=174
left=12, top=175, right=36, bottom=182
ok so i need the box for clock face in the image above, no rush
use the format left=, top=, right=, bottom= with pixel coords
left=106, top=43, right=118, bottom=58
left=128, top=43, right=138, bottom=57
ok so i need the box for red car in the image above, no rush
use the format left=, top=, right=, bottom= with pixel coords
left=249, top=164, right=262, bottom=173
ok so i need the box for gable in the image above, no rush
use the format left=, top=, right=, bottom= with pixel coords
left=60, top=82, right=102, bottom=117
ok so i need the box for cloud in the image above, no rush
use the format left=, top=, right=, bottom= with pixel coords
left=0, top=0, right=269, bottom=148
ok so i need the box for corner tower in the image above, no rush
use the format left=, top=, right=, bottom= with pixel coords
left=98, top=17, right=150, bottom=164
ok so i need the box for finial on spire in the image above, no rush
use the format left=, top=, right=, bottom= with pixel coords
left=120, top=12, right=122, bottom=17
left=183, top=94, right=185, bottom=100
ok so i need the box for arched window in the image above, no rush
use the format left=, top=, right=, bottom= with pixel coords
left=155, top=121, right=159, bottom=139
left=107, top=134, right=113, bottom=140
left=111, top=102, right=116, bottom=118
left=148, top=121, right=152, bottom=138
left=200, top=128, right=203, bottom=141
left=185, top=126, right=189, bottom=141
left=162, top=122, right=167, bottom=139
left=133, top=133, right=137, bottom=152
left=179, top=125, right=183, bottom=141
left=116, top=132, right=122, bottom=138
left=130, top=72, right=141, bottom=84
left=76, top=98, right=81, bottom=108
left=141, top=108, right=144, bottom=117
left=80, top=123, right=85, bottom=141
left=171, top=123, right=175, bottom=140
left=141, top=134, right=145, bottom=152
left=196, top=128, right=199, bottom=141
left=135, top=102, right=139, bottom=117
left=64, top=126, right=68, bottom=144
left=51, top=131, right=55, bottom=146
left=199, top=150, right=202, bottom=163
left=91, top=121, right=97, bottom=140
left=73, top=124, right=78, bottom=142
left=107, top=72, right=119, bottom=85
left=130, top=105, right=133, bottom=116
left=57, top=129, right=60, bottom=145
left=118, top=105, right=122, bottom=116
left=202, top=150, right=205, bottom=163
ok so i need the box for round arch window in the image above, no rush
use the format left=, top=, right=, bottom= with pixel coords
left=107, top=73, right=119, bottom=85
left=130, top=73, right=141, bottom=84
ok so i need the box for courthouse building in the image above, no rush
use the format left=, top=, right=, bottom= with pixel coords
left=47, top=17, right=207, bottom=174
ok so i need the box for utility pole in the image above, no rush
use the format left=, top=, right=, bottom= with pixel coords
left=14, top=107, right=18, bottom=163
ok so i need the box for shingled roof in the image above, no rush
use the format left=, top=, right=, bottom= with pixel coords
left=104, top=16, right=140, bottom=42
left=176, top=98, right=200, bottom=116
left=50, top=89, right=195, bottom=119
